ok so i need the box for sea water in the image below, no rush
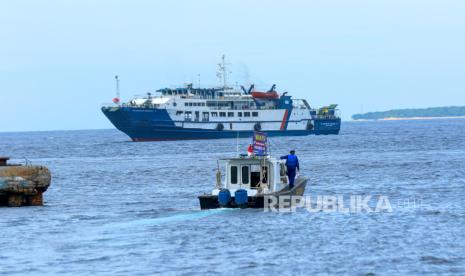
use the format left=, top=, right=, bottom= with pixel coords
left=0, top=119, right=464, bottom=275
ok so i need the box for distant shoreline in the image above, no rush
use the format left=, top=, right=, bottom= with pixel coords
left=353, top=116, right=465, bottom=121
left=352, top=106, right=465, bottom=121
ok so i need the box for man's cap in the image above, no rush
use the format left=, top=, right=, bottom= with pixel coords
left=290, top=150, right=296, bottom=153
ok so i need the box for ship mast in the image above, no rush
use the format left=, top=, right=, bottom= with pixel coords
left=113, top=75, right=121, bottom=105
left=115, top=75, right=120, bottom=99
left=217, top=55, right=230, bottom=89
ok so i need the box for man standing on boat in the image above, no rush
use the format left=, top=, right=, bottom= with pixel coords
left=280, top=150, right=300, bottom=189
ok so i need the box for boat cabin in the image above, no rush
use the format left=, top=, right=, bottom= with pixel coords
left=212, top=156, right=289, bottom=197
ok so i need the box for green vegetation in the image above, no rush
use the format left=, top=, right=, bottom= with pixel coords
left=352, top=106, right=465, bottom=120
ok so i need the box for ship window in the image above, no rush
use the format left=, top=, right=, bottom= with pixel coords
left=211, top=112, right=218, bottom=117
left=241, top=166, right=249, bottom=184
left=184, top=111, right=192, bottom=121
left=189, top=103, right=193, bottom=106
left=201, top=103, right=206, bottom=106
left=250, top=165, right=261, bottom=188
left=230, top=166, right=238, bottom=184
left=185, top=103, right=188, bottom=106
left=244, top=112, right=251, bottom=117
left=176, top=111, right=183, bottom=116
left=202, top=112, right=209, bottom=121
left=228, top=112, right=234, bottom=117
left=252, top=112, right=259, bottom=117
left=219, top=112, right=226, bottom=117
left=238, top=112, right=242, bottom=117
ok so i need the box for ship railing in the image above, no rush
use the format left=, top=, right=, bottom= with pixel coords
left=310, top=108, right=341, bottom=119
left=102, top=103, right=117, bottom=107
left=102, top=103, right=168, bottom=109
left=314, top=115, right=339, bottom=119
left=207, top=106, right=277, bottom=111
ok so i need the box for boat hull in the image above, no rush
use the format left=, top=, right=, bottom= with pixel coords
left=198, top=178, right=308, bottom=210
left=102, top=107, right=340, bottom=141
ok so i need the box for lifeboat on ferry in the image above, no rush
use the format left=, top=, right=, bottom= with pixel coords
left=251, top=91, right=279, bottom=99
left=250, top=84, right=280, bottom=100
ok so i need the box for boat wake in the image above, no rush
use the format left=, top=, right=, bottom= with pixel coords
left=110, top=208, right=235, bottom=229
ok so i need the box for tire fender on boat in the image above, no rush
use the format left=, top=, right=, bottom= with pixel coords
left=307, top=121, right=314, bottom=130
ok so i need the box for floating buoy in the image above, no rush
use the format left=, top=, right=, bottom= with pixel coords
left=234, top=189, right=248, bottom=208
left=218, top=189, right=231, bottom=207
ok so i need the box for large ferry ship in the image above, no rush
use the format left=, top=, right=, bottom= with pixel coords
left=102, top=57, right=341, bottom=141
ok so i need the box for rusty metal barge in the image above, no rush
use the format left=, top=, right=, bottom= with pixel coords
left=0, top=157, right=51, bottom=207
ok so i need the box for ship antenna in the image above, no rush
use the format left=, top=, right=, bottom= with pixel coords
left=217, top=55, right=230, bottom=89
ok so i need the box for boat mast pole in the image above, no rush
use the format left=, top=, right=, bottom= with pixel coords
left=236, top=131, right=239, bottom=157
left=222, top=55, right=227, bottom=88
left=115, top=75, right=120, bottom=101
left=268, top=137, right=272, bottom=157
left=217, top=55, right=228, bottom=89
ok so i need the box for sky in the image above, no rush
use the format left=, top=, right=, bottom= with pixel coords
left=1, top=0, right=464, bottom=132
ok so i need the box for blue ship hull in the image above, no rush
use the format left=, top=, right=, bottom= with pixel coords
left=102, top=107, right=341, bottom=141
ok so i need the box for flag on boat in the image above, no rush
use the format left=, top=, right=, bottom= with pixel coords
left=253, top=131, right=268, bottom=155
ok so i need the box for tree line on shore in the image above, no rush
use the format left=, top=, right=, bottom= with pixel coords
left=352, top=106, right=465, bottom=120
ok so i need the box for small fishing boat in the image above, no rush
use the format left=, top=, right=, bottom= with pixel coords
left=198, top=133, right=308, bottom=209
